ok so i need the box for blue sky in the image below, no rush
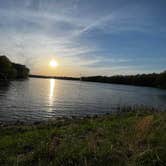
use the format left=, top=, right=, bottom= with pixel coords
left=0, top=0, right=166, bottom=76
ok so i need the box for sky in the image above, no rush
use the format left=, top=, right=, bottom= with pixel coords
left=0, top=0, right=166, bottom=77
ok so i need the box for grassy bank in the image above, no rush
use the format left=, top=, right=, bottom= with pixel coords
left=0, top=107, right=165, bottom=166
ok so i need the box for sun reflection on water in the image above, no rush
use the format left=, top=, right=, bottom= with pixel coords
left=48, top=79, right=55, bottom=111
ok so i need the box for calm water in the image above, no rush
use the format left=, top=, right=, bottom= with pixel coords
left=0, top=78, right=166, bottom=122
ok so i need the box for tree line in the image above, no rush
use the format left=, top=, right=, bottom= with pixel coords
left=81, top=71, right=166, bottom=89
left=29, top=74, right=79, bottom=81
left=1, top=55, right=165, bottom=89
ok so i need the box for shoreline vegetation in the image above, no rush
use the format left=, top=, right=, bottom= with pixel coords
left=0, top=56, right=29, bottom=82
left=29, top=74, right=79, bottom=81
left=0, top=56, right=165, bottom=89
left=81, top=72, right=166, bottom=89
left=30, top=72, right=166, bottom=89
left=0, top=106, right=165, bottom=165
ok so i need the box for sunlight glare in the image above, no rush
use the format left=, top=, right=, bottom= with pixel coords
left=48, top=79, right=55, bottom=112
left=49, top=60, right=58, bottom=68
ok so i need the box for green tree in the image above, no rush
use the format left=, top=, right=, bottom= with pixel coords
left=0, top=56, right=14, bottom=79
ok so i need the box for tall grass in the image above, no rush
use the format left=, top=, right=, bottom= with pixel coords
left=0, top=107, right=165, bottom=166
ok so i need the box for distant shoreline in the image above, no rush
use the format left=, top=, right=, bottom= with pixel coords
left=29, top=74, right=80, bottom=81
left=29, top=71, right=166, bottom=89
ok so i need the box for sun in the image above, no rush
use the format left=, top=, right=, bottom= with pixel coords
left=49, top=60, right=58, bottom=68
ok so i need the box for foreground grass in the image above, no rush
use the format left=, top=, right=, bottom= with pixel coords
left=0, top=107, right=166, bottom=166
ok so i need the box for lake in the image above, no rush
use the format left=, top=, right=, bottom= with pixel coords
left=0, top=78, right=166, bottom=122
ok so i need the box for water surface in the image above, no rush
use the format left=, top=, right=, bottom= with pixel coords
left=0, top=78, right=166, bottom=122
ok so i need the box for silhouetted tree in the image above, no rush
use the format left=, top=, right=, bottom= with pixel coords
left=12, top=63, right=29, bottom=78
left=0, top=56, right=17, bottom=79
left=156, top=71, right=166, bottom=88
left=0, top=55, right=29, bottom=80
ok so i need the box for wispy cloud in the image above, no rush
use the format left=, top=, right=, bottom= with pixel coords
left=0, top=0, right=166, bottom=76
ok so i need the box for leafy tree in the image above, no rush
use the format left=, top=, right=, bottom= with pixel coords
left=156, top=71, right=166, bottom=88
left=0, top=56, right=14, bottom=79
left=0, top=55, right=29, bottom=80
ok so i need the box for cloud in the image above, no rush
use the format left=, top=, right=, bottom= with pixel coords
left=0, top=0, right=166, bottom=76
